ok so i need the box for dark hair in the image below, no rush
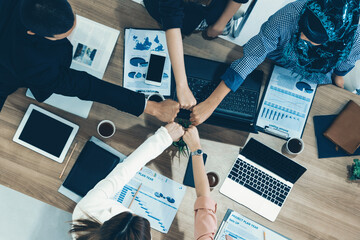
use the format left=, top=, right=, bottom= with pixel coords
left=70, top=212, right=151, bottom=240
left=183, top=0, right=212, bottom=6
left=20, top=0, right=75, bottom=37
left=299, top=8, right=329, bottom=44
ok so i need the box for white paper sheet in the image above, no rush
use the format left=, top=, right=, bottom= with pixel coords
left=68, top=15, right=120, bottom=79
left=256, top=65, right=317, bottom=139
left=215, top=210, right=290, bottom=240
left=123, top=28, right=171, bottom=96
left=113, top=166, right=186, bottom=233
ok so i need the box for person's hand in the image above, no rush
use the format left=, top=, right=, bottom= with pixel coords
left=176, top=85, right=197, bottom=110
left=182, top=126, right=201, bottom=152
left=145, top=99, right=180, bottom=123
left=190, top=99, right=217, bottom=126
left=165, top=122, right=184, bottom=141
left=333, top=75, right=345, bottom=88
left=205, top=24, right=224, bottom=39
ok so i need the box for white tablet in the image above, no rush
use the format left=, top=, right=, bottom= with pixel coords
left=13, top=104, right=79, bottom=163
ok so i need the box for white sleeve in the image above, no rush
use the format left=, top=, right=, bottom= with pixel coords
left=74, top=126, right=173, bottom=211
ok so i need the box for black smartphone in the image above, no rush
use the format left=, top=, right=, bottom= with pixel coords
left=183, top=153, right=207, bottom=188
left=145, top=51, right=166, bottom=86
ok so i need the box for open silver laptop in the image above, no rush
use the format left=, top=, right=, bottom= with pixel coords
left=220, top=138, right=306, bottom=221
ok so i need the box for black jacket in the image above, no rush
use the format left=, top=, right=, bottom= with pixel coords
left=0, top=0, right=145, bottom=116
left=144, top=0, right=249, bottom=35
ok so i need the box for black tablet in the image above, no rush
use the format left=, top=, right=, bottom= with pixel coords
left=13, top=104, right=79, bottom=163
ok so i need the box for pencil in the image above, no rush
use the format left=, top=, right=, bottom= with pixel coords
left=128, top=183, right=142, bottom=209
left=263, top=231, right=266, bottom=240
left=59, top=142, right=78, bottom=179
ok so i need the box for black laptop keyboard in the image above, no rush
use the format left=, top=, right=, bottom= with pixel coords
left=229, top=158, right=291, bottom=207
left=188, top=77, right=258, bottom=118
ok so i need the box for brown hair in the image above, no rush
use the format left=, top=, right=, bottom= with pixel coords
left=70, top=212, right=151, bottom=240
left=183, top=0, right=212, bottom=6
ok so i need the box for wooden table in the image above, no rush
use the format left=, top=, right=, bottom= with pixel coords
left=1, top=0, right=360, bottom=239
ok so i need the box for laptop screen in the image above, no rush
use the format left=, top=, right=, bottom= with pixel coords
left=240, top=138, right=307, bottom=183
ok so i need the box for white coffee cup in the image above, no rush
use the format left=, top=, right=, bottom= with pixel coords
left=97, top=120, right=116, bottom=138
left=284, top=137, right=304, bottom=155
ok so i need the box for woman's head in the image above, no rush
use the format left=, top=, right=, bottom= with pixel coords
left=281, top=0, right=360, bottom=80
left=70, top=212, right=151, bottom=240
left=20, top=0, right=76, bottom=39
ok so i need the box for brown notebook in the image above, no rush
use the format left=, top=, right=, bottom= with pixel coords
left=323, top=100, right=360, bottom=154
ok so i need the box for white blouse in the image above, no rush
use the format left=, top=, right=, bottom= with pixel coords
left=72, top=127, right=172, bottom=235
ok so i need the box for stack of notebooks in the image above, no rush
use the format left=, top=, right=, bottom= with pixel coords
left=314, top=100, right=360, bottom=158
left=58, top=137, right=126, bottom=202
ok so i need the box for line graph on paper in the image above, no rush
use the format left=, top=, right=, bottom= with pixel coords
left=256, top=65, right=317, bottom=138
left=113, top=167, right=186, bottom=233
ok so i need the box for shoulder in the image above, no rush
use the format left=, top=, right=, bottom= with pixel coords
left=73, top=197, right=130, bottom=223
left=15, top=36, right=72, bottom=75
left=270, top=1, right=305, bottom=25
left=346, top=26, right=360, bottom=59
left=263, top=0, right=305, bottom=35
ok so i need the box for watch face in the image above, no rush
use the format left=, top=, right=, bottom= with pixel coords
left=192, top=149, right=203, bottom=156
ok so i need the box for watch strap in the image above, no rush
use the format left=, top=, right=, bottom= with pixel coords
left=190, top=149, right=203, bottom=156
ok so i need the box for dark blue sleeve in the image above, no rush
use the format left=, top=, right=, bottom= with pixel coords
left=0, top=84, right=18, bottom=112
left=232, top=0, right=249, bottom=3
left=159, top=0, right=184, bottom=30
left=22, top=63, right=146, bottom=117
left=221, top=67, right=245, bottom=92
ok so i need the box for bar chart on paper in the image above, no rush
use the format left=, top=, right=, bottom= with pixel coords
left=256, top=66, right=317, bottom=138
left=113, top=167, right=186, bottom=233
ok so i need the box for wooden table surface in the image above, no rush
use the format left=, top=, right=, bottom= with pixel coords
left=1, top=0, right=360, bottom=239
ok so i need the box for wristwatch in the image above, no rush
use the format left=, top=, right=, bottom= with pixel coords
left=190, top=149, right=204, bottom=156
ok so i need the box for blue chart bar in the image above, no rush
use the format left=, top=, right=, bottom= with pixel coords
left=114, top=185, right=171, bottom=233
left=263, top=101, right=305, bottom=119
left=270, top=86, right=310, bottom=102
left=112, top=167, right=187, bottom=233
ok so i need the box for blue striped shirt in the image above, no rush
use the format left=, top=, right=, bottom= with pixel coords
left=222, top=0, right=360, bottom=92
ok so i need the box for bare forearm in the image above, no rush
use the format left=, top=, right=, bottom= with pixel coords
left=192, top=154, right=210, bottom=197
left=165, top=28, right=187, bottom=87
left=207, top=80, right=231, bottom=106
left=333, top=74, right=345, bottom=88
left=213, top=1, right=242, bottom=29
left=190, top=80, right=231, bottom=125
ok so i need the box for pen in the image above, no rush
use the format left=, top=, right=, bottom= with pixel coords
left=59, top=142, right=78, bottom=179
left=128, top=183, right=142, bottom=208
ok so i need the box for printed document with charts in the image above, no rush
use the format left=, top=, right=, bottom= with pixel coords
left=123, top=28, right=171, bottom=96
left=215, top=209, right=289, bottom=240
left=26, top=15, right=120, bottom=118
left=256, top=65, right=317, bottom=139
left=113, top=166, right=186, bottom=233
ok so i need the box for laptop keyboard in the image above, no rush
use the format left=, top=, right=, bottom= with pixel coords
left=228, top=157, right=291, bottom=207
left=188, top=77, right=258, bottom=118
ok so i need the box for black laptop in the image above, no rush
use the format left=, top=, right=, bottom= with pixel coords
left=172, top=55, right=263, bottom=132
